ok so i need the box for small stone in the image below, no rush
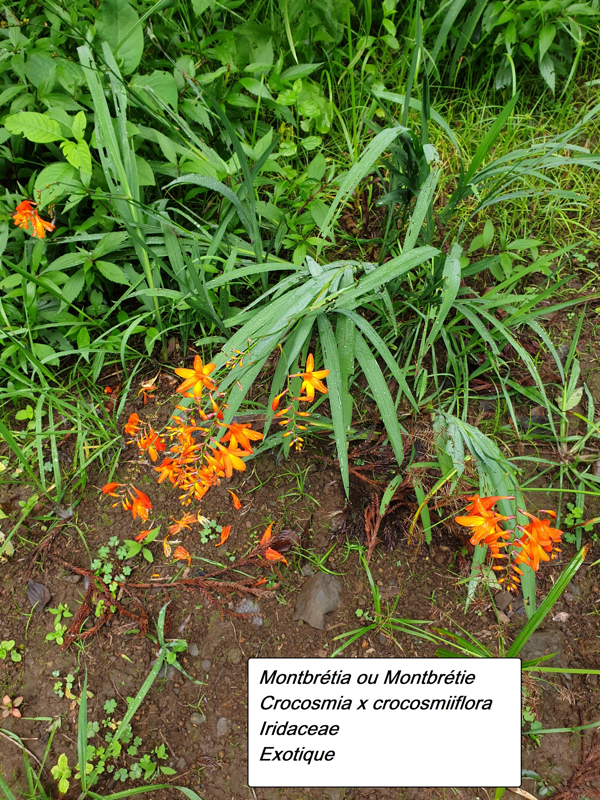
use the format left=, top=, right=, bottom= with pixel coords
left=109, top=656, right=117, bottom=663
left=235, top=598, right=262, bottom=626
left=227, top=647, right=242, bottom=665
left=190, top=712, right=206, bottom=726
left=301, top=564, right=315, bottom=577
left=61, top=574, right=82, bottom=584
left=216, top=717, right=230, bottom=737
left=497, top=611, right=510, bottom=625
left=202, top=660, right=211, bottom=671
left=189, top=643, right=199, bottom=657
left=176, top=756, right=187, bottom=770
left=150, top=659, right=175, bottom=679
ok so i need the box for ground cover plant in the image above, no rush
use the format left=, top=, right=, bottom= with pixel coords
left=1, top=0, right=600, bottom=797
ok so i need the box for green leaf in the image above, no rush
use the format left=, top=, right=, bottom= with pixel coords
left=4, top=112, right=63, bottom=143
left=77, top=327, right=91, bottom=350
left=538, top=24, right=556, bottom=62
left=508, top=546, right=589, bottom=658
left=71, top=111, right=87, bottom=143
left=95, top=261, right=130, bottom=285
left=131, top=71, right=178, bottom=111
left=34, top=162, right=79, bottom=207
left=426, top=243, right=462, bottom=347
left=354, top=330, right=404, bottom=464
left=317, top=314, right=349, bottom=496
left=61, top=140, right=92, bottom=174
left=96, top=0, right=145, bottom=75
left=539, top=52, right=555, bottom=94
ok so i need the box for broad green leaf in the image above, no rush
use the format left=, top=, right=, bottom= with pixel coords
left=4, top=112, right=63, bottom=143
left=96, top=0, right=144, bottom=75
left=96, top=261, right=130, bottom=285
left=538, top=24, right=556, bottom=62
left=35, top=162, right=79, bottom=207
left=61, top=140, right=92, bottom=174
left=131, top=70, right=178, bottom=110
left=539, top=52, right=556, bottom=94
left=71, top=111, right=87, bottom=143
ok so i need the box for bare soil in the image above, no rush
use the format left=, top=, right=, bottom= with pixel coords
left=1, top=431, right=600, bottom=800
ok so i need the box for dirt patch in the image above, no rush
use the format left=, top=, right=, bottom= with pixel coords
left=1, top=445, right=599, bottom=800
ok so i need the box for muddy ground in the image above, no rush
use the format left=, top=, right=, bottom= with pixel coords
left=1, top=419, right=600, bottom=800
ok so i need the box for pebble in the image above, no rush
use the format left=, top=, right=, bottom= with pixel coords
left=176, top=756, right=187, bottom=770
left=497, top=611, right=510, bottom=625
left=190, top=712, right=206, bottom=726
left=301, top=564, right=315, bottom=577
left=61, top=574, right=82, bottom=583
left=216, top=717, right=230, bottom=737
left=202, top=660, right=211, bottom=671
left=188, top=643, right=199, bottom=657
left=227, top=647, right=242, bottom=665
left=494, top=590, right=513, bottom=612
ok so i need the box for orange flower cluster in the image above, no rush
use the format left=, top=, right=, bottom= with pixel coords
left=12, top=200, right=55, bottom=239
left=99, top=347, right=298, bottom=575
left=101, top=482, right=153, bottom=522
left=455, top=496, right=564, bottom=591
left=272, top=353, right=329, bottom=451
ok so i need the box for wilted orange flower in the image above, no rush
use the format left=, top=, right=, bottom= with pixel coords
left=123, top=487, right=152, bottom=522
left=169, top=513, right=197, bottom=535
left=101, top=482, right=122, bottom=496
left=12, top=200, right=55, bottom=239
left=173, top=545, right=191, bottom=566
left=174, top=355, right=217, bottom=398
left=215, top=525, right=231, bottom=546
left=124, top=413, right=141, bottom=436
left=264, top=547, right=288, bottom=565
left=228, top=490, right=242, bottom=510
left=138, top=428, right=165, bottom=462
left=135, top=529, right=151, bottom=542
left=163, top=535, right=173, bottom=558
left=291, top=354, right=329, bottom=402
left=260, top=522, right=274, bottom=547
left=219, top=422, right=263, bottom=453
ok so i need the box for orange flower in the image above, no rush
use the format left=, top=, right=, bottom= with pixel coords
left=219, top=422, right=263, bottom=453
left=169, top=513, right=197, bottom=535
left=154, top=457, right=181, bottom=484
left=174, top=355, right=217, bottom=398
left=271, top=391, right=287, bottom=412
left=514, top=510, right=563, bottom=571
left=264, top=547, right=288, bottom=565
left=123, top=487, right=152, bottom=522
left=215, top=525, right=231, bottom=546
left=173, top=545, right=191, bottom=567
left=138, top=428, right=165, bottom=462
left=12, top=200, right=55, bottom=239
left=101, top=482, right=122, bottom=496
left=135, top=529, right=151, bottom=542
left=291, top=354, right=329, bottom=402
left=210, top=439, right=247, bottom=479
left=228, top=490, right=242, bottom=510
left=260, top=522, right=274, bottom=547
left=163, top=535, right=173, bottom=558
left=124, top=413, right=141, bottom=436
left=455, top=495, right=514, bottom=549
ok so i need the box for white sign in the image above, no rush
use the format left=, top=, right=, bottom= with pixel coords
left=248, top=658, right=521, bottom=787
